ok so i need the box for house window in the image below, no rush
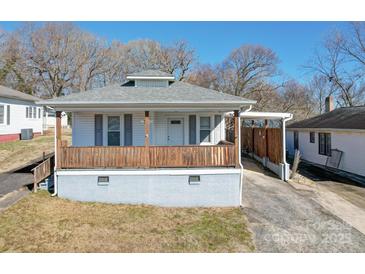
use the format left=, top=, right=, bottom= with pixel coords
left=29, top=107, right=32, bottom=118
left=200, top=116, right=211, bottom=143
left=26, top=107, right=28, bottom=118
left=38, top=108, right=41, bottom=119
left=0, top=105, right=4, bottom=124
left=309, top=132, right=315, bottom=143
left=319, top=133, right=331, bottom=156
left=107, top=116, right=120, bottom=146
left=33, top=107, right=36, bottom=118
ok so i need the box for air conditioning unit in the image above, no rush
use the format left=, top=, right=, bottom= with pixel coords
left=21, top=128, right=33, bottom=140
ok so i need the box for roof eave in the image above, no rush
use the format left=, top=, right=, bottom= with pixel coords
left=36, top=101, right=254, bottom=110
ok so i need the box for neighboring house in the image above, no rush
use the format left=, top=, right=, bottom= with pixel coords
left=0, top=85, right=43, bottom=143
left=286, top=96, right=365, bottom=177
left=43, top=107, right=69, bottom=130
left=38, top=70, right=255, bottom=207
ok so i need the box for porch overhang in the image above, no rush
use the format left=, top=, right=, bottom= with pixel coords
left=36, top=101, right=254, bottom=112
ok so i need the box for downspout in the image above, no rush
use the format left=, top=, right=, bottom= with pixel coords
left=238, top=105, right=252, bottom=206
left=51, top=113, right=58, bottom=197
left=282, top=114, right=293, bottom=181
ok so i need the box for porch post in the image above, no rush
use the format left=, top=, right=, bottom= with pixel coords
left=144, top=111, right=150, bottom=167
left=234, top=110, right=240, bottom=168
left=55, top=111, right=62, bottom=169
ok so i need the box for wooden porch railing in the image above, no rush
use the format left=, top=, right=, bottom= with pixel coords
left=32, top=156, right=52, bottom=192
left=58, top=144, right=236, bottom=169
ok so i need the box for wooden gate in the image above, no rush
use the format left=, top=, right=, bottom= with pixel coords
left=241, top=126, right=282, bottom=164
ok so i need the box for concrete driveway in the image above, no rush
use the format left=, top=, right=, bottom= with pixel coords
left=241, top=158, right=365, bottom=252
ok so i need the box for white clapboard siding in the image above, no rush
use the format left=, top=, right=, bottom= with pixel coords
left=0, top=97, right=43, bottom=135
left=71, top=111, right=227, bottom=147
left=72, top=112, right=95, bottom=146
left=286, top=130, right=365, bottom=177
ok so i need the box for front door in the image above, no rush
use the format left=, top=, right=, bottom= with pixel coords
left=167, top=118, right=184, bottom=145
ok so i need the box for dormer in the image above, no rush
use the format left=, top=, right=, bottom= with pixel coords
left=126, top=70, right=175, bottom=88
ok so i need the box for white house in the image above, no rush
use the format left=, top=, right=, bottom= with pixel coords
left=43, top=107, right=69, bottom=130
left=0, top=85, right=43, bottom=143
left=286, top=97, right=365, bottom=177
left=38, top=70, right=256, bottom=207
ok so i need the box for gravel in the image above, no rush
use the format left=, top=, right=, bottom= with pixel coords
left=241, top=158, right=365, bottom=252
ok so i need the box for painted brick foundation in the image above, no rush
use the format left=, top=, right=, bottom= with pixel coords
left=0, top=132, right=42, bottom=143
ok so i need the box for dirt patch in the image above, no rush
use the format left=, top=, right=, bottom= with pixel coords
left=0, top=191, right=254, bottom=252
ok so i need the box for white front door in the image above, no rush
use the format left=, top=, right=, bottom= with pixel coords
left=167, top=118, right=184, bottom=145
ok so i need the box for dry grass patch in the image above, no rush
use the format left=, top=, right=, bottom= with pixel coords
left=0, top=129, right=71, bottom=173
left=0, top=191, right=254, bottom=252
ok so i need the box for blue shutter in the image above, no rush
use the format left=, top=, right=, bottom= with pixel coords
left=95, top=114, right=103, bottom=146
left=189, top=115, right=196, bottom=144
left=124, top=114, right=133, bottom=146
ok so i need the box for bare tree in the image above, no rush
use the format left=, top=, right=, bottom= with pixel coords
left=307, top=23, right=365, bottom=107
left=186, top=64, right=218, bottom=89
left=217, top=45, right=279, bottom=97
left=280, top=80, right=315, bottom=121
left=307, top=74, right=335, bottom=114
left=0, top=29, right=35, bottom=94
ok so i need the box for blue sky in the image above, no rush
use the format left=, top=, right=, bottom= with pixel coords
left=0, top=21, right=347, bottom=82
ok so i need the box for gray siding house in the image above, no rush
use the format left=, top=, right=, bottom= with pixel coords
left=38, top=70, right=255, bottom=207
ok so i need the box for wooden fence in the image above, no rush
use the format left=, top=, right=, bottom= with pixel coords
left=59, top=145, right=236, bottom=169
left=241, top=127, right=282, bottom=164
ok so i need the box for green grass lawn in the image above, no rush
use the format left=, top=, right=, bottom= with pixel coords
left=0, top=191, right=254, bottom=252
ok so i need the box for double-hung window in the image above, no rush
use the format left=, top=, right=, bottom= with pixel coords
left=33, top=107, right=36, bottom=118
left=318, top=133, right=331, bottom=156
left=309, top=132, right=315, bottom=143
left=108, top=116, right=120, bottom=146
left=200, top=116, right=211, bottom=143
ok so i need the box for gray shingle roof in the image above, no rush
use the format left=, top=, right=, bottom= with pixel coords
left=288, top=106, right=365, bottom=130
left=38, top=81, right=255, bottom=107
left=0, top=85, right=40, bottom=102
left=127, top=70, right=174, bottom=78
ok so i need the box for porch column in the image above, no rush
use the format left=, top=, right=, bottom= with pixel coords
left=55, top=111, right=62, bottom=169
left=234, top=110, right=240, bottom=168
left=144, top=111, right=150, bottom=167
